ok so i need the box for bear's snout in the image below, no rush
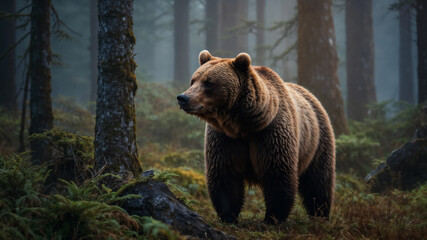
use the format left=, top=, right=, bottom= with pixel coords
left=177, top=94, right=190, bottom=106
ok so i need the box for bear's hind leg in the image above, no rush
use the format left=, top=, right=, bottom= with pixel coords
left=298, top=137, right=335, bottom=218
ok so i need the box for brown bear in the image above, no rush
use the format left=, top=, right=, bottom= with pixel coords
left=177, top=50, right=335, bottom=224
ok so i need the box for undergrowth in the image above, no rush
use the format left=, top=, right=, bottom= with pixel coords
left=185, top=174, right=427, bottom=240
left=29, top=129, right=95, bottom=184
left=1, top=83, right=426, bottom=239
left=335, top=101, right=424, bottom=178
left=0, top=153, right=181, bottom=240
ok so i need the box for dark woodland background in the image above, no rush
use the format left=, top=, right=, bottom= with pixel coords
left=0, top=0, right=426, bottom=239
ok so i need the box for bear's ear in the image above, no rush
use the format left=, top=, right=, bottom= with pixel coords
left=199, top=50, right=212, bottom=66
left=233, top=52, right=251, bottom=71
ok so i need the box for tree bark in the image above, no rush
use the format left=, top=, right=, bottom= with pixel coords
left=95, top=0, right=141, bottom=178
left=89, top=0, right=98, bottom=102
left=297, top=0, right=349, bottom=135
left=205, top=0, right=218, bottom=53
left=256, top=0, right=265, bottom=66
left=0, top=0, right=16, bottom=111
left=346, top=0, right=376, bottom=121
left=29, top=0, right=54, bottom=164
left=417, top=0, right=427, bottom=104
left=173, top=0, right=190, bottom=87
left=398, top=0, right=414, bottom=104
left=218, top=0, right=248, bottom=57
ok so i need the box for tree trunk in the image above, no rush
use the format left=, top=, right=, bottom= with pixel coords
left=218, top=0, right=248, bottom=57
left=398, top=0, right=414, bottom=104
left=417, top=0, right=427, bottom=104
left=135, top=1, right=157, bottom=80
left=29, top=0, right=54, bottom=164
left=0, top=0, right=16, bottom=111
left=95, top=0, right=141, bottom=178
left=346, top=0, right=376, bottom=121
left=256, top=0, right=265, bottom=66
left=297, top=0, right=349, bottom=135
left=205, top=0, right=218, bottom=53
left=89, top=0, right=98, bottom=102
left=173, top=0, right=190, bottom=87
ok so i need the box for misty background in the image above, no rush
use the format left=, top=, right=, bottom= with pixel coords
left=13, top=0, right=417, bottom=108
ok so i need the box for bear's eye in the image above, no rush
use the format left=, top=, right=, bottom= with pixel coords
left=190, top=79, right=195, bottom=86
left=203, top=80, right=214, bottom=88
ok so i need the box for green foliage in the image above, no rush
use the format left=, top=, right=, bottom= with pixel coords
left=335, top=134, right=380, bottom=177
left=0, top=107, right=21, bottom=153
left=0, top=153, right=181, bottom=239
left=29, top=128, right=94, bottom=184
left=136, top=82, right=205, bottom=149
left=351, top=101, right=422, bottom=154
left=0, top=153, right=46, bottom=239
left=3, top=152, right=425, bottom=239
left=53, top=98, right=95, bottom=136
left=194, top=174, right=427, bottom=240
left=336, top=101, right=423, bottom=178
left=161, top=150, right=204, bottom=170
left=168, top=167, right=207, bottom=197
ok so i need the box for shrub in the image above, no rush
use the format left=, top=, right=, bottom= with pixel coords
left=135, top=82, right=205, bottom=150
left=336, top=101, right=424, bottom=178
left=169, top=167, right=207, bottom=197
left=335, top=134, right=380, bottom=177
left=0, top=153, right=181, bottom=240
left=29, top=128, right=94, bottom=185
left=0, top=107, right=21, bottom=153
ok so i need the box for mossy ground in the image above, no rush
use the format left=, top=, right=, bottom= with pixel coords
left=1, top=83, right=426, bottom=239
left=147, top=151, right=427, bottom=240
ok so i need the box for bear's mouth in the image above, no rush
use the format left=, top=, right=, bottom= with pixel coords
left=180, top=105, right=204, bottom=113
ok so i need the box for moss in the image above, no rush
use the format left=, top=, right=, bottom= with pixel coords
left=95, top=7, right=141, bottom=179
left=367, top=165, right=402, bottom=193
left=0, top=154, right=182, bottom=239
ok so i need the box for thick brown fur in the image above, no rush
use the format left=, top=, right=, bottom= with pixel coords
left=178, top=50, right=336, bottom=224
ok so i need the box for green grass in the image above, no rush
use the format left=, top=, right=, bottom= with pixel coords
left=1, top=83, right=426, bottom=239
left=143, top=149, right=427, bottom=240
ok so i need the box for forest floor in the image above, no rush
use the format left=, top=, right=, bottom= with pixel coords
left=145, top=150, right=427, bottom=240
left=1, top=82, right=426, bottom=239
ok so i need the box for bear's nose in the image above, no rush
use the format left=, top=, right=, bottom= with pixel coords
left=177, top=94, right=190, bottom=105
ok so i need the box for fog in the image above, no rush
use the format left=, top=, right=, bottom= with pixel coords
left=13, top=0, right=417, bottom=107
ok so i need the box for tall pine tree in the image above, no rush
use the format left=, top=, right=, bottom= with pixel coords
left=417, top=0, right=427, bottom=104
left=346, top=0, right=376, bottom=121
left=0, top=1, right=17, bottom=110
left=173, top=0, right=190, bottom=86
left=29, top=0, right=54, bottom=164
left=218, top=0, right=248, bottom=57
left=297, top=0, right=349, bottom=135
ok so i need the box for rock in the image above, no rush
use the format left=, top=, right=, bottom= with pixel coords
left=121, top=180, right=235, bottom=240
left=141, top=169, right=154, bottom=178
left=365, top=126, right=427, bottom=192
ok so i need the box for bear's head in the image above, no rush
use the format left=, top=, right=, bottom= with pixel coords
left=177, top=50, right=278, bottom=138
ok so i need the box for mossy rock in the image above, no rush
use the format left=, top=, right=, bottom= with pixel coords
left=121, top=179, right=235, bottom=239
left=366, top=127, right=427, bottom=192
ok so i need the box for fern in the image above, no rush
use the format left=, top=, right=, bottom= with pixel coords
left=0, top=154, right=182, bottom=239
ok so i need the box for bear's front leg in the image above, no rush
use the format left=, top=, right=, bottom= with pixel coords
left=253, top=122, right=299, bottom=224
left=205, top=125, right=246, bottom=223
left=262, top=168, right=297, bottom=224
left=206, top=173, right=245, bottom=223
